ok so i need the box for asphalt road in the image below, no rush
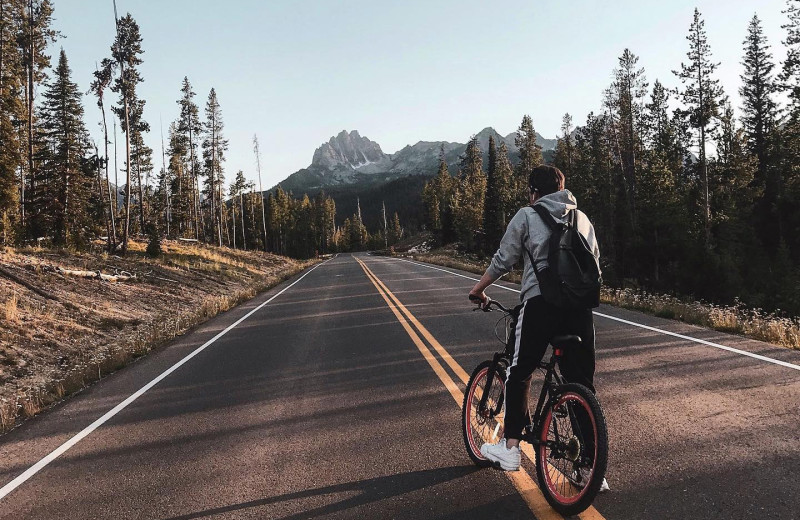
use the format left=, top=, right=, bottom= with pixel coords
left=1, top=253, right=798, bottom=519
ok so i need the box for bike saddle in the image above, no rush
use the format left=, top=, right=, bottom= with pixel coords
left=551, top=335, right=582, bottom=347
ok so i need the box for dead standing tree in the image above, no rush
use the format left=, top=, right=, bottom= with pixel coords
left=90, top=60, right=117, bottom=251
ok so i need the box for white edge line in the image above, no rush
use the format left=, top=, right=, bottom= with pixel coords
left=0, top=259, right=329, bottom=502
left=391, top=257, right=800, bottom=373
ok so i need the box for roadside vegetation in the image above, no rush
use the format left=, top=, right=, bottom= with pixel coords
left=0, top=240, right=311, bottom=433
left=401, top=246, right=800, bottom=352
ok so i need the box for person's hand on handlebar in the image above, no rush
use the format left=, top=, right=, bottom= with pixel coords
left=469, top=288, right=490, bottom=310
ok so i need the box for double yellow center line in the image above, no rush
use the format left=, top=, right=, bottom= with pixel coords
left=355, top=257, right=606, bottom=520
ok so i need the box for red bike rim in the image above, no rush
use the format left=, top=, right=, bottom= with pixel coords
left=538, top=391, right=597, bottom=506
left=465, top=368, right=504, bottom=459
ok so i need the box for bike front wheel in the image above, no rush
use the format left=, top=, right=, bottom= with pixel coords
left=462, top=360, right=506, bottom=467
left=534, top=383, right=608, bottom=517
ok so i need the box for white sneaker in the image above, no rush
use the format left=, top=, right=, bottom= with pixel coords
left=571, top=467, right=610, bottom=493
left=480, top=438, right=521, bottom=471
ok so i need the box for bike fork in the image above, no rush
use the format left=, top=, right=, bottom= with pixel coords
left=478, top=353, right=506, bottom=416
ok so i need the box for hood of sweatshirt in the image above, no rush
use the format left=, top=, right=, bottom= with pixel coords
left=485, top=188, right=599, bottom=303
left=532, top=189, right=578, bottom=223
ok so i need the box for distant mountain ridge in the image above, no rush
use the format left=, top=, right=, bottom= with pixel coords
left=272, top=127, right=557, bottom=194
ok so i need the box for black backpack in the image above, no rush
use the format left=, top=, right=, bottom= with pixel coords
left=525, top=205, right=601, bottom=309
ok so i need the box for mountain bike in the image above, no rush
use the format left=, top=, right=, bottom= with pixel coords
left=462, top=297, right=608, bottom=516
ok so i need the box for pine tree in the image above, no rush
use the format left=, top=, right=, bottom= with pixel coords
left=513, top=115, right=543, bottom=206
left=674, top=8, right=724, bottom=250
left=32, top=49, right=91, bottom=246
left=313, top=191, right=335, bottom=254
left=128, top=96, right=152, bottom=234
left=640, top=81, right=685, bottom=284
left=553, top=113, right=575, bottom=176
left=109, top=12, right=145, bottom=254
left=231, top=170, right=248, bottom=250
left=17, top=0, right=57, bottom=228
left=742, top=14, right=778, bottom=175
left=270, top=187, right=289, bottom=253
left=388, top=212, right=402, bottom=245
left=607, top=49, right=648, bottom=225
left=454, top=135, right=486, bottom=251
left=782, top=0, right=800, bottom=262
left=177, top=77, right=202, bottom=239
left=0, top=0, right=25, bottom=242
left=495, top=141, right=514, bottom=227
left=483, top=135, right=505, bottom=252
left=202, top=88, right=228, bottom=246
left=166, top=121, right=193, bottom=237
left=781, top=0, right=800, bottom=118
left=707, top=102, right=757, bottom=299
left=422, top=144, right=455, bottom=242
left=741, top=14, right=780, bottom=254
left=572, top=112, right=620, bottom=282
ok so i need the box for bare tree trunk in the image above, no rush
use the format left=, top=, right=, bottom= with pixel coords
left=25, top=0, right=34, bottom=229
left=136, top=139, right=145, bottom=233
left=231, top=196, right=236, bottom=249
left=696, top=48, right=711, bottom=251
left=188, top=118, right=200, bottom=240
left=220, top=180, right=229, bottom=247
left=61, top=110, right=70, bottom=244
left=121, top=87, right=131, bottom=254
left=95, top=143, right=112, bottom=249
left=113, top=117, right=118, bottom=219
left=239, top=190, right=246, bottom=250
left=211, top=117, right=221, bottom=247
left=194, top=170, right=202, bottom=239
left=98, top=90, right=116, bottom=250
left=253, top=135, right=267, bottom=251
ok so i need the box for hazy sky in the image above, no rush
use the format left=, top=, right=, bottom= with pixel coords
left=52, top=0, right=787, bottom=188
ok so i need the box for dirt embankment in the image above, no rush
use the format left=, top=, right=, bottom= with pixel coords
left=0, top=240, right=312, bottom=432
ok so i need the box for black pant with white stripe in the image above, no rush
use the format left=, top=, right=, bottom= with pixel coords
left=504, top=295, right=596, bottom=441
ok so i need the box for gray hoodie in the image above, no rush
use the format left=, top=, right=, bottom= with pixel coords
left=485, top=189, right=601, bottom=303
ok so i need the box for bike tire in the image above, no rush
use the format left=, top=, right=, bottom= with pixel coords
left=534, top=383, right=608, bottom=517
left=462, top=360, right=506, bottom=467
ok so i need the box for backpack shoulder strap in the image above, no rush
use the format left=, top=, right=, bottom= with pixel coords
left=525, top=204, right=558, bottom=276
left=530, top=204, right=557, bottom=230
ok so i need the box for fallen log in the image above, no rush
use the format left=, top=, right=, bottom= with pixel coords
left=52, top=266, right=135, bottom=283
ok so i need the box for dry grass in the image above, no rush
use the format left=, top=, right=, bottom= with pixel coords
left=602, top=288, right=800, bottom=351
left=3, top=293, right=18, bottom=323
left=0, top=240, right=314, bottom=433
left=409, top=248, right=800, bottom=352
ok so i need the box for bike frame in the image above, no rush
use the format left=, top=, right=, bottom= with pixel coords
left=474, top=301, right=586, bottom=452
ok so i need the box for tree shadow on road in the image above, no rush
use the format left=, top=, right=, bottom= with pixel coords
left=161, top=465, right=480, bottom=520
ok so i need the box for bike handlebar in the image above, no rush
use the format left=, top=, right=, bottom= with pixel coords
left=469, top=295, right=510, bottom=313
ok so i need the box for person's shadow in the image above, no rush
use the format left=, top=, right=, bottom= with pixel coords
left=162, top=465, right=481, bottom=520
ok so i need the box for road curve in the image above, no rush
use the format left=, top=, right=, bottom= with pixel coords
left=0, top=253, right=798, bottom=519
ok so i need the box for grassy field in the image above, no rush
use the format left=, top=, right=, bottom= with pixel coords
left=405, top=247, right=800, bottom=351
left=0, top=240, right=313, bottom=433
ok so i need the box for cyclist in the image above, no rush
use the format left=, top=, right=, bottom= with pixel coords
left=468, top=164, right=609, bottom=492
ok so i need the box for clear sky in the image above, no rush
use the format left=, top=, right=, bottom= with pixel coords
left=52, top=0, right=787, bottom=189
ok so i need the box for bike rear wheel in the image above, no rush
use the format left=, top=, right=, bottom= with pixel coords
left=462, top=360, right=506, bottom=466
left=534, top=383, right=608, bottom=516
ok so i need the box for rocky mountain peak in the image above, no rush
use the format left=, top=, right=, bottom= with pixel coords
left=311, top=130, right=387, bottom=171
